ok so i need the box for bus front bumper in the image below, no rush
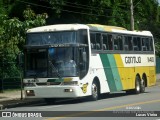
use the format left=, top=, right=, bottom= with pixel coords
left=24, top=86, right=85, bottom=98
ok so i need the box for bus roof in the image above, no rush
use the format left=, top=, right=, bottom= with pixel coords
left=87, top=24, right=127, bottom=31
left=27, top=24, right=88, bottom=33
left=87, top=24, right=153, bottom=37
left=27, top=24, right=153, bottom=37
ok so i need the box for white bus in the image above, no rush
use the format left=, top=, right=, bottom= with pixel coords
left=24, top=24, right=156, bottom=103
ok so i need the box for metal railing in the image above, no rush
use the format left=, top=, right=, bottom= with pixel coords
left=0, top=61, right=23, bottom=99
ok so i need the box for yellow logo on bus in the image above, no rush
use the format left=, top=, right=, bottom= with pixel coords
left=81, top=83, right=88, bottom=94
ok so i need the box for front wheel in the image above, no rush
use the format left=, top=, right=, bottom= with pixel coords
left=89, top=81, right=99, bottom=101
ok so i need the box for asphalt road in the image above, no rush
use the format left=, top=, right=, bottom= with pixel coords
left=1, top=85, right=160, bottom=120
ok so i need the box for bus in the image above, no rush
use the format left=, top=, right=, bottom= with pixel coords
left=23, top=24, right=156, bottom=103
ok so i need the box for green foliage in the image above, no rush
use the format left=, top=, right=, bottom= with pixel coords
left=49, top=0, right=64, bottom=15
left=0, top=4, right=47, bottom=79
left=0, top=0, right=160, bottom=80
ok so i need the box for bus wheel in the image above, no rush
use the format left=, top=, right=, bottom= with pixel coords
left=134, top=76, right=141, bottom=94
left=90, top=81, right=99, bottom=101
left=45, top=98, right=56, bottom=104
left=140, top=78, right=145, bottom=93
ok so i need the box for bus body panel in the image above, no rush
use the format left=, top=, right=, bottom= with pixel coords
left=89, top=53, right=156, bottom=93
left=114, top=54, right=156, bottom=89
left=89, top=54, right=110, bottom=93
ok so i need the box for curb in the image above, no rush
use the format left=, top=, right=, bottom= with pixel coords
left=0, top=99, right=44, bottom=110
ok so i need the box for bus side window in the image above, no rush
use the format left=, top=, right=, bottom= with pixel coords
left=113, top=34, right=123, bottom=50
left=91, top=43, right=94, bottom=49
left=102, top=34, right=108, bottom=50
left=142, top=38, right=147, bottom=51
left=90, top=33, right=96, bottom=50
left=118, top=36, right=123, bottom=50
left=90, top=32, right=102, bottom=50
left=79, top=29, right=88, bottom=44
left=124, top=36, right=129, bottom=50
left=142, top=37, right=153, bottom=51
left=133, top=46, right=139, bottom=51
left=149, top=38, right=154, bottom=51
left=124, top=45, right=129, bottom=50
left=108, top=34, right=113, bottom=50
left=95, top=33, right=101, bottom=50
left=128, top=36, right=132, bottom=51
left=133, top=37, right=141, bottom=51
left=137, top=37, right=141, bottom=50
left=113, top=35, right=118, bottom=50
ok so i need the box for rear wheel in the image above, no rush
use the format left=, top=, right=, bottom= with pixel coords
left=140, top=78, right=145, bottom=93
left=134, top=76, right=141, bottom=94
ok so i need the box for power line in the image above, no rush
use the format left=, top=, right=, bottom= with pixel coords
left=63, top=1, right=111, bottom=11
left=57, top=2, right=102, bottom=11
left=55, top=1, right=112, bottom=12
left=17, top=0, right=113, bottom=18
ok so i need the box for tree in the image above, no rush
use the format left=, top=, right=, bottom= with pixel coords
left=0, top=5, right=47, bottom=78
left=0, top=0, right=160, bottom=79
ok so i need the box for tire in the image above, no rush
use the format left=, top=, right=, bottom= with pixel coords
left=140, top=78, right=145, bottom=93
left=45, top=98, right=56, bottom=104
left=89, top=81, right=99, bottom=101
left=134, top=76, right=141, bottom=94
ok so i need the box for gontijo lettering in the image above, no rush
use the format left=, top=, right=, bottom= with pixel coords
left=125, top=56, right=141, bottom=64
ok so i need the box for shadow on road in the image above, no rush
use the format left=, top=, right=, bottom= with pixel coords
left=25, top=91, right=150, bottom=107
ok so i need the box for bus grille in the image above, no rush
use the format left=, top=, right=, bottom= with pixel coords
left=36, top=82, right=61, bottom=86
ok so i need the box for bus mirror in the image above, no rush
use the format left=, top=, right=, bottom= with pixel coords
left=82, top=52, right=87, bottom=62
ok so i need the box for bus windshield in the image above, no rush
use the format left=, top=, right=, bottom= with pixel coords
left=25, top=47, right=79, bottom=78
left=48, top=47, right=78, bottom=77
left=25, top=29, right=89, bottom=79
left=25, top=49, right=48, bottom=78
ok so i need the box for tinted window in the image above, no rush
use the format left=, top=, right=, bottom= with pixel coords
left=133, top=37, right=141, bottom=51
left=102, top=34, right=113, bottom=50
left=124, top=36, right=133, bottom=51
left=113, top=35, right=123, bottom=50
left=90, top=32, right=102, bottom=50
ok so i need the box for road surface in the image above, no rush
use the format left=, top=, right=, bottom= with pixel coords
left=1, top=85, right=160, bottom=120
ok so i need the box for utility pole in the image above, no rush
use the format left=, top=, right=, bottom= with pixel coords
left=130, top=0, right=134, bottom=31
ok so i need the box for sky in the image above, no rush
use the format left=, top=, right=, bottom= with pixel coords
left=158, top=0, right=160, bottom=4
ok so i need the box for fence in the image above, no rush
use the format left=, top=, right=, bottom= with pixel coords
left=156, top=57, right=160, bottom=73
left=0, top=61, right=23, bottom=93
left=0, top=77, right=22, bottom=91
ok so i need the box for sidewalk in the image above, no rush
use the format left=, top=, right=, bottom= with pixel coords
left=0, top=90, right=44, bottom=110
left=0, top=74, right=160, bottom=110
